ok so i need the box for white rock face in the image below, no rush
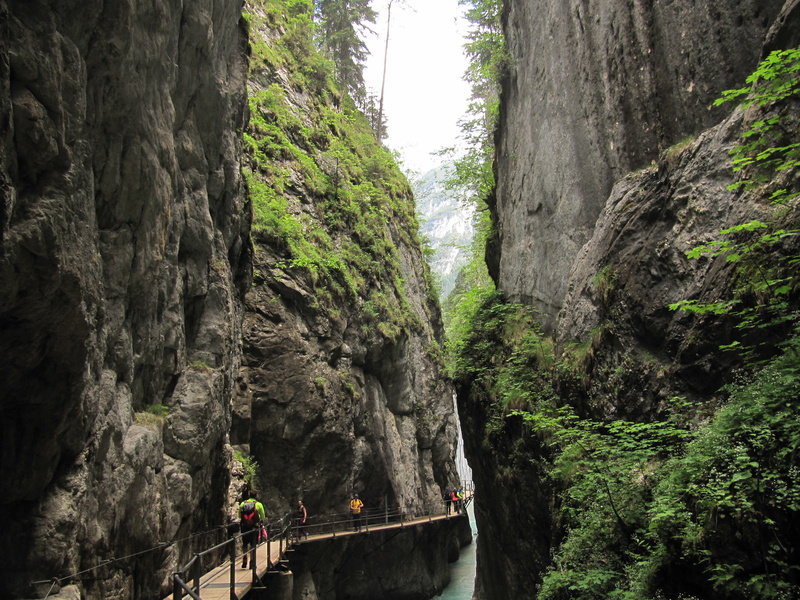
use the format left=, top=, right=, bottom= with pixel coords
left=413, top=162, right=475, bottom=299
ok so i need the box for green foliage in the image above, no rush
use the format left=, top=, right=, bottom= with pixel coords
left=145, top=404, right=169, bottom=418
left=672, top=48, right=800, bottom=362
left=646, top=353, right=800, bottom=599
left=529, top=49, right=800, bottom=600
left=441, top=0, right=506, bottom=206
left=449, top=290, right=555, bottom=416
left=445, top=44, right=800, bottom=600
left=440, top=0, right=505, bottom=366
left=233, top=450, right=260, bottom=489
left=244, top=0, right=425, bottom=341
left=135, top=404, right=169, bottom=429
left=313, top=0, right=376, bottom=103
left=592, top=265, right=617, bottom=308
left=521, top=404, right=690, bottom=600
left=714, top=47, right=800, bottom=203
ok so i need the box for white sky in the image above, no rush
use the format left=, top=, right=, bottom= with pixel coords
left=363, top=0, right=471, bottom=176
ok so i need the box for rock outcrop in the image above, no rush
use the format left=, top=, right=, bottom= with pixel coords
left=0, top=0, right=250, bottom=598
left=489, top=0, right=784, bottom=331
left=464, top=1, right=800, bottom=598
left=234, top=1, right=460, bottom=523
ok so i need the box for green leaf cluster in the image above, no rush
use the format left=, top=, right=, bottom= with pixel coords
left=469, top=324, right=800, bottom=600
left=244, top=0, right=428, bottom=340
left=233, top=450, right=260, bottom=489
left=441, top=0, right=506, bottom=206
left=449, top=48, right=800, bottom=600
left=672, top=48, right=800, bottom=363
left=439, top=0, right=506, bottom=370
left=313, top=0, right=376, bottom=103
left=449, top=291, right=555, bottom=419
left=714, top=48, right=800, bottom=204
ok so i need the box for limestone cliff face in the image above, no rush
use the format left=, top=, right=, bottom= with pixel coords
left=233, top=2, right=460, bottom=522
left=463, top=100, right=799, bottom=600
left=489, top=0, right=784, bottom=330
left=464, top=1, right=800, bottom=598
left=0, top=1, right=249, bottom=598
left=239, top=244, right=460, bottom=519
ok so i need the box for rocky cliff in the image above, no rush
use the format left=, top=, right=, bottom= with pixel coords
left=1, top=0, right=461, bottom=598
left=234, top=0, right=460, bottom=524
left=489, top=0, right=784, bottom=331
left=0, top=0, right=250, bottom=598
left=463, top=1, right=800, bottom=599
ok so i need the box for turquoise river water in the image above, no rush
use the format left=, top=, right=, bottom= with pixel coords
left=436, top=504, right=477, bottom=599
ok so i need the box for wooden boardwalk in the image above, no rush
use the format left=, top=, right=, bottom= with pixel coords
left=168, top=514, right=467, bottom=600
left=165, top=537, right=285, bottom=600
left=167, top=493, right=473, bottom=600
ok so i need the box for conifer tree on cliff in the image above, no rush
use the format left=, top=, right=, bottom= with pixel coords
left=314, top=0, right=377, bottom=106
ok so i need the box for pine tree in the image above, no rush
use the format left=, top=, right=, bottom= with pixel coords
left=315, top=0, right=377, bottom=104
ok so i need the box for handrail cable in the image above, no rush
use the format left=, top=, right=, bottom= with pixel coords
left=31, top=522, right=232, bottom=587
left=35, top=484, right=475, bottom=593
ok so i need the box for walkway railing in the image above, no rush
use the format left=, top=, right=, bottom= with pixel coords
left=171, top=512, right=292, bottom=600
left=292, top=491, right=475, bottom=542
left=167, top=485, right=475, bottom=599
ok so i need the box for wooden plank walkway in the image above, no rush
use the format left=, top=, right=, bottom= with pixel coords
left=165, top=538, right=285, bottom=600
left=167, top=497, right=473, bottom=600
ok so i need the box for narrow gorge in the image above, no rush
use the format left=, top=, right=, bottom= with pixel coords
left=1, top=0, right=465, bottom=598
left=2, top=0, right=799, bottom=599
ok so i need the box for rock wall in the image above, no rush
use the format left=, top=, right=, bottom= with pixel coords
left=0, top=0, right=250, bottom=598
left=239, top=242, right=460, bottom=520
left=463, top=102, right=796, bottom=600
left=489, top=0, right=784, bottom=330
left=234, top=2, right=460, bottom=523
left=465, top=1, right=800, bottom=599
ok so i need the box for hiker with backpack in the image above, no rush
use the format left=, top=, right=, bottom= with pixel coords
left=349, top=493, right=364, bottom=531
left=238, top=489, right=266, bottom=568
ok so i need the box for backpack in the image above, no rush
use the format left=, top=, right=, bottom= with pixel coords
left=241, top=501, right=258, bottom=527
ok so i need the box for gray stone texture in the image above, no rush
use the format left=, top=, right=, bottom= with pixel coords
left=234, top=5, right=460, bottom=523
left=0, top=0, right=250, bottom=597
left=467, top=1, right=800, bottom=598
left=490, top=0, right=784, bottom=331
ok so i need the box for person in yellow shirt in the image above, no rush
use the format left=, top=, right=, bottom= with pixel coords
left=349, top=493, right=364, bottom=531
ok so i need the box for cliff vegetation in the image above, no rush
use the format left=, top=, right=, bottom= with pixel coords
left=453, top=35, right=800, bottom=600
left=234, top=0, right=460, bottom=544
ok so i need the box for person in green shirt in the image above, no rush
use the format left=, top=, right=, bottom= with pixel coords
left=238, top=489, right=266, bottom=568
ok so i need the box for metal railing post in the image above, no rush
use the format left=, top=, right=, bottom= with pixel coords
left=229, top=535, right=236, bottom=600
left=191, top=554, right=201, bottom=595
left=250, top=540, right=257, bottom=584
left=173, top=573, right=181, bottom=600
